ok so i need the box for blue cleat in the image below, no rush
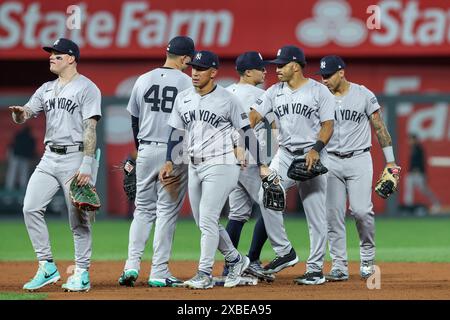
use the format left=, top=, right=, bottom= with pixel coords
left=23, top=261, right=60, bottom=291
left=62, top=267, right=90, bottom=292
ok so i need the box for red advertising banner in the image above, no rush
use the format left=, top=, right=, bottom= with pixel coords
left=1, top=0, right=449, bottom=59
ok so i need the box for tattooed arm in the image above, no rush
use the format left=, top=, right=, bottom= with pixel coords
left=76, top=117, right=99, bottom=186
left=370, top=110, right=397, bottom=166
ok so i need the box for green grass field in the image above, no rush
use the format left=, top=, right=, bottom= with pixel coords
left=1, top=217, right=450, bottom=262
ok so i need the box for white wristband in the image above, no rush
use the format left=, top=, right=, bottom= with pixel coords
left=382, top=146, right=395, bottom=163
left=79, top=155, right=93, bottom=175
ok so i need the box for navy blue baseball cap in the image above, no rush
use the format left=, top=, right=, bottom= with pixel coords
left=269, top=45, right=306, bottom=65
left=187, top=51, right=219, bottom=69
left=316, top=55, right=346, bottom=76
left=236, top=51, right=268, bottom=72
left=166, top=36, right=195, bottom=57
left=43, top=38, right=80, bottom=62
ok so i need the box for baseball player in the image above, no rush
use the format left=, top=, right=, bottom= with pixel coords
left=9, top=38, right=102, bottom=292
left=222, top=51, right=275, bottom=282
left=249, top=45, right=335, bottom=285
left=317, top=55, right=399, bottom=281
left=118, top=36, right=195, bottom=287
left=160, top=51, right=267, bottom=289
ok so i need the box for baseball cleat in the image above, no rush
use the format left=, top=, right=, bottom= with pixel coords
left=184, top=272, right=213, bottom=290
left=244, top=260, right=276, bottom=282
left=148, top=276, right=185, bottom=287
left=224, top=254, right=250, bottom=288
left=263, top=248, right=299, bottom=274
left=294, top=271, right=326, bottom=285
left=360, top=260, right=375, bottom=279
left=325, top=269, right=349, bottom=282
left=118, top=269, right=138, bottom=287
left=62, top=267, right=90, bottom=292
left=23, top=261, right=60, bottom=291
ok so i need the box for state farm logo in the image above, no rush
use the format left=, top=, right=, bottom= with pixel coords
left=296, top=0, right=450, bottom=48
left=296, top=0, right=367, bottom=47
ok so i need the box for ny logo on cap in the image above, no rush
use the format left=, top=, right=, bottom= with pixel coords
left=321, top=61, right=326, bottom=69
left=277, top=49, right=281, bottom=56
left=166, top=44, right=171, bottom=51
left=54, top=39, right=60, bottom=46
left=258, top=53, right=263, bottom=60
left=195, top=52, right=202, bottom=60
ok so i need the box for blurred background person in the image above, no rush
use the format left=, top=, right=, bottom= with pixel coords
left=404, top=134, right=441, bottom=215
left=5, top=126, right=37, bottom=191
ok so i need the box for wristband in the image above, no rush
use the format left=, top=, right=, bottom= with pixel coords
left=312, top=140, right=325, bottom=153
left=79, top=155, right=93, bottom=175
left=382, top=146, right=395, bottom=163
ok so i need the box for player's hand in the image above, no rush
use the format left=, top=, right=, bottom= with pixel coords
left=75, top=172, right=91, bottom=187
left=233, top=146, right=247, bottom=170
left=9, top=106, right=25, bottom=114
left=259, top=164, right=271, bottom=179
left=159, top=161, right=174, bottom=181
left=305, top=149, right=320, bottom=171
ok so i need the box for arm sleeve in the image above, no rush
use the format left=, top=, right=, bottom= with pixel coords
left=318, top=85, right=335, bottom=123
left=131, top=115, right=139, bottom=150
left=81, top=83, right=102, bottom=120
left=24, top=84, right=46, bottom=116
left=239, top=125, right=265, bottom=166
left=361, top=85, right=381, bottom=116
left=166, top=127, right=185, bottom=162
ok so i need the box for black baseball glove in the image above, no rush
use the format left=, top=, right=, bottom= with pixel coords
left=122, top=159, right=136, bottom=201
left=262, top=171, right=286, bottom=211
left=287, top=158, right=328, bottom=181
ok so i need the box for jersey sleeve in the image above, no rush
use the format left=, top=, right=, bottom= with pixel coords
left=126, top=78, right=141, bottom=118
left=167, top=94, right=185, bottom=130
left=229, top=95, right=250, bottom=129
left=80, top=83, right=102, bottom=120
left=251, top=87, right=274, bottom=117
left=361, top=85, right=381, bottom=116
left=317, top=84, right=335, bottom=122
left=24, top=83, right=46, bottom=116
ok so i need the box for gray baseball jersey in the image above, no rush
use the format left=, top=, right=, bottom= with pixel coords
left=254, top=79, right=335, bottom=150
left=225, top=83, right=266, bottom=220
left=124, top=67, right=191, bottom=280
left=253, top=78, right=335, bottom=273
left=25, top=75, right=101, bottom=145
left=326, top=82, right=381, bottom=274
left=169, top=84, right=250, bottom=275
left=327, top=83, right=381, bottom=153
left=22, top=74, right=101, bottom=270
left=127, top=67, right=192, bottom=143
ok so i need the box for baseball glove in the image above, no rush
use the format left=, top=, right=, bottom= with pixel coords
left=69, top=178, right=101, bottom=211
left=375, top=166, right=401, bottom=199
left=262, top=171, right=286, bottom=211
left=122, top=159, right=137, bottom=202
left=287, top=158, right=328, bottom=181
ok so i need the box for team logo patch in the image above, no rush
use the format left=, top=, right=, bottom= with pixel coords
left=370, top=96, right=378, bottom=104
left=256, top=98, right=263, bottom=105
left=241, top=113, right=248, bottom=120
left=321, top=61, right=326, bottom=69
left=195, top=52, right=202, bottom=60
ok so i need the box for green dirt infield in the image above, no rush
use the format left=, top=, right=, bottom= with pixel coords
left=1, top=216, right=450, bottom=262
